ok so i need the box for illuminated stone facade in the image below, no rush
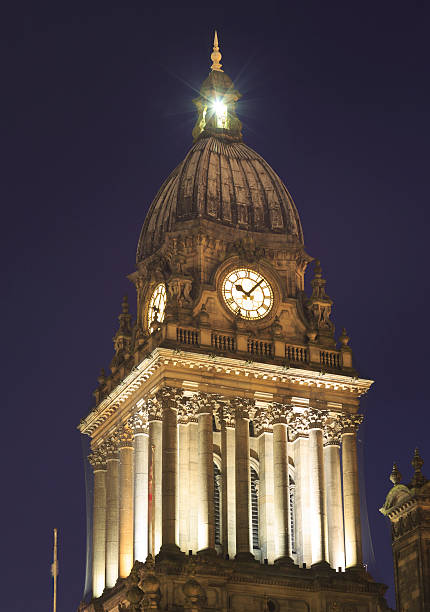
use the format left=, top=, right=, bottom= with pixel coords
left=78, top=35, right=392, bottom=612
left=380, top=452, right=430, bottom=611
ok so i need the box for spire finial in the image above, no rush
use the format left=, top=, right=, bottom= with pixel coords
left=411, top=447, right=427, bottom=488
left=210, top=30, right=223, bottom=72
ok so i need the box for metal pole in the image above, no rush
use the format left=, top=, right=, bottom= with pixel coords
left=51, top=528, right=58, bottom=612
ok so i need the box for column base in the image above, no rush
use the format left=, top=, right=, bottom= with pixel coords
left=156, top=543, right=185, bottom=562
left=197, top=547, right=217, bottom=557
left=311, top=560, right=333, bottom=572
left=274, top=555, right=296, bottom=567
left=235, top=551, right=256, bottom=563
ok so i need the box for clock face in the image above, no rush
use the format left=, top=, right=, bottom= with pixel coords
left=222, top=268, right=273, bottom=320
left=147, top=283, right=167, bottom=330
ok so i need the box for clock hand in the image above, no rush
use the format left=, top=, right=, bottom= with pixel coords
left=247, top=278, right=264, bottom=297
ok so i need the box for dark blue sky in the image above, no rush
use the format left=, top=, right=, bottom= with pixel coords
left=1, top=1, right=429, bottom=610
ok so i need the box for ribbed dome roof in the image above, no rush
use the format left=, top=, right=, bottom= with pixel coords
left=136, top=135, right=303, bottom=261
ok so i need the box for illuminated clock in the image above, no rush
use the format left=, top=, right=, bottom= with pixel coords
left=147, top=283, right=167, bottom=330
left=222, top=268, right=273, bottom=320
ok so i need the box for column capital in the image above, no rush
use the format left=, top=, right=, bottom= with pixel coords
left=220, top=400, right=235, bottom=427
left=271, top=401, right=292, bottom=425
left=147, top=397, right=163, bottom=422
left=288, top=412, right=309, bottom=441
left=128, top=408, right=148, bottom=435
left=88, top=445, right=107, bottom=471
left=254, top=404, right=273, bottom=435
left=105, top=433, right=120, bottom=459
left=155, top=385, right=183, bottom=407
left=341, top=413, right=363, bottom=435
left=306, top=408, right=327, bottom=431
left=118, top=425, right=134, bottom=449
left=231, top=397, right=255, bottom=420
left=323, top=416, right=343, bottom=446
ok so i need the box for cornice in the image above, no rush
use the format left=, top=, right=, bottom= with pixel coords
left=78, top=348, right=373, bottom=437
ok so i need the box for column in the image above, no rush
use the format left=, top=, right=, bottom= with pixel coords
left=89, top=447, right=107, bottom=598
left=105, top=434, right=120, bottom=588
left=130, top=409, right=149, bottom=562
left=308, top=410, right=327, bottom=566
left=197, top=394, right=215, bottom=553
left=178, top=416, right=190, bottom=551
left=272, top=404, right=293, bottom=564
left=235, top=400, right=254, bottom=561
left=188, top=412, right=199, bottom=553
left=342, top=414, right=363, bottom=568
left=324, top=420, right=345, bottom=570
left=256, top=424, right=275, bottom=563
left=118, top=426, right=134, bottom=577
left=148, top=400, right=162, bottom=556
left=290, top=422, right=311, bottom=567
left=221, top=403, right=236, bottom=558
left=158, top=387, right=182, bottom=557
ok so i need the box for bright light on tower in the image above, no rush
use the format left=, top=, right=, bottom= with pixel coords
left=212, top=99, right=228, bottom=128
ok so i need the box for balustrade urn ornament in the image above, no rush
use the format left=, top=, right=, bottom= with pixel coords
left=389, top=462, right=402, bottom=485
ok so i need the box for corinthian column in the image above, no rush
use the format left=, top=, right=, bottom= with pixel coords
left=118, top=426, right=134, bottom=577
left=178, top=399, right=190, bottom=552
left=234, top=399, right=254, bottom=561
left=158, top=387, right=183, bottom=558
left=221, top=402, right=236, bottom=558
left=289, top=413, right=311, bottom=568
left=105, top=434, right=120, bottom=587
left=323, top=418, right=345, bottom=570
left=89, top=446, right=107, bottom=598
left=129, top=408, right=149, bottom=562
left=197, top=393, right=215, bottom=553
left=307, top=410, right=328, bottom=566
left=341, top=414, right=364, bottom=568
left=254, top=404, right=275, bottom=563
left=148, top=398, right=162, bottom=556
left=272, top=403, right=294, bottom=564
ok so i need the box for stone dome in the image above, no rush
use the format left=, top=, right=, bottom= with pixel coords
left=136, top=135, right=304, bottom=261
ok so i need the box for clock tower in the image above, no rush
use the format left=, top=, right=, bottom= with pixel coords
left=79, top=34, right=391, bottom=612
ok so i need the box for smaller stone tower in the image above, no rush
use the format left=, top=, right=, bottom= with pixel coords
left=380, top=450, right=430, bottom=612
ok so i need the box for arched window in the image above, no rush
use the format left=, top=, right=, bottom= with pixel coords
left=214, top=463, right=222, bottom=546
left=250, top=467, right=259, bottom=550
left=289, top=475, right=296, bottom=554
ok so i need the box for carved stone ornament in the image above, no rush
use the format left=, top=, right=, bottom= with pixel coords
left=231, top=397, right=255, bottom=420
left=147, top=397, right=163, bottom=422
left=324, top=416, right=343, bottom=446
left=155, top=385, right=183, bottom=409
left=340, top=413, right=364, bottom=435
left=254, top=404, right=273, bottom=435
left=118, top=425, right=134, bottom=449
left=167, top=276, right=193, bottom=308
left=105, top=433, right=120, bottom=459
left=88, top=445, right=107, bottom=471
left=128, top=408, right=149, bottom=435
left=231, top=236, right=264, bottom=263
left=305, top=408, right=327, bottom=430
left=288, top=412, right=310, bottom=441
left=182, top=578, right=207, bottom=611
left=271, top=401, right=292, bottom=424
left=221, top=400, right=236, bottom=427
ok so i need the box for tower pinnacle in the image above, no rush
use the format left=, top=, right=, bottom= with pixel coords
left=210, top=30, right=223, bottom=72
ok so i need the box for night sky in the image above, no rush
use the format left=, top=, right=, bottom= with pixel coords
left=2, top=2, right=429, bottom=610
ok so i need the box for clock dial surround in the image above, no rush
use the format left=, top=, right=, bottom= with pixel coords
left=147, top=282, right=167, bottom=330
left=222, top=268, right=273, bottom=320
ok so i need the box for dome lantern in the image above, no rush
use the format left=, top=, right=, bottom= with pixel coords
left=192, top=31, right=242, bottom=142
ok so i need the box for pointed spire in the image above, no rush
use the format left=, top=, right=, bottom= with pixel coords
left=210, top=30, right=223, bottom=72
left=390, top=462, right=402, bottom=485
left=411, top=448, right=427, bottom=488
